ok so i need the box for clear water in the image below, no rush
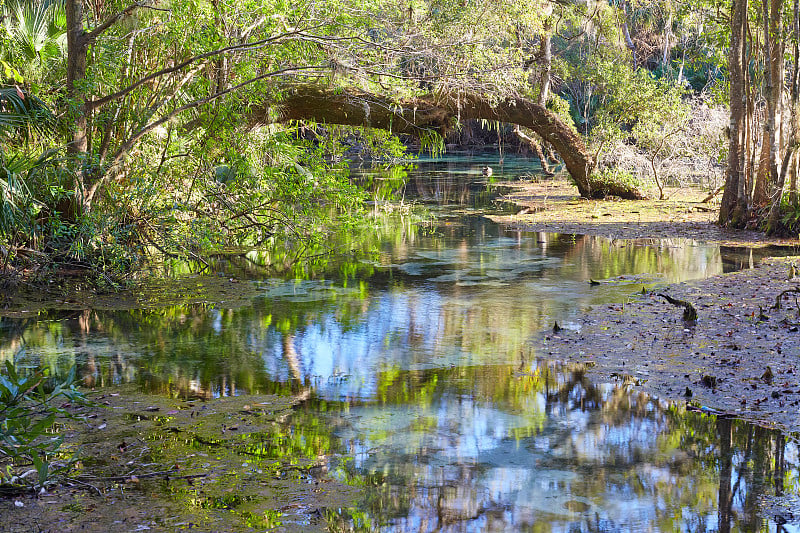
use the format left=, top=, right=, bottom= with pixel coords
left=2, top=153, right=799, bottom=532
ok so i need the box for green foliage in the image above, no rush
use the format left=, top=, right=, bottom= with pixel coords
left=0, top=85, right=54, bottom=137
left=590, top=167, right=645, bottom=196
left=110, top=124, right=370, bottom=269
left=1, top=0, right=66, bottom=82
left=315, top=125, right=412, bottom=163
left=774, top=196, right=800, bottom=236
left=0, top=60, right=24, bottom=83
left=0, top=146, right=142, bottom=287
left=0, top=360, right=86, bottom=491
left=586, top=58, right=689, bottom=147
left=0, top=0, right=736, bottom=279
left=0, top=148, right=51, bottom=242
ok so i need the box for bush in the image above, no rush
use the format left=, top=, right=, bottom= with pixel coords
left=590, top=167, right=645, bottom=198
left=0, top=361, right=87, bottom=491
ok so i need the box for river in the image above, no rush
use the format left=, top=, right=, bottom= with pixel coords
left=1, top=153, right=798, bottom=532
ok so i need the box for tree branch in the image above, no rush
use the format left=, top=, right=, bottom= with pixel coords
left=85, top=65, right=327, bottom=204
left=86, top=25, right=325, bottom=111
left=84, top=2, right=166, bottom=44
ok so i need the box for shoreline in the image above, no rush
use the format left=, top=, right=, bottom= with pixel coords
left=496, top=177, right=800, bottom=433
left=538, top=257, right=800, bottom=433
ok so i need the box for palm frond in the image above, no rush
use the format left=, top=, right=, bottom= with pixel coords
left=0, top=86, right=54, bottom=136
left=0, top=149, right=46, bottom=237
left=2, top=0, right=67, bottom=63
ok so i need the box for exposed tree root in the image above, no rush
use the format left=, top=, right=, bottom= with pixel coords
left=771, top=286, right=800, bottom=310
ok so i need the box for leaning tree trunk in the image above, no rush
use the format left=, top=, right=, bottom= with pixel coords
left=252, top=86, right=645, bottom=200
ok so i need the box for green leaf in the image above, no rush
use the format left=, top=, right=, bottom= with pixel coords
left=30, top=453, right=49, bottom=487
left=0, top=60, right=24, bottom=83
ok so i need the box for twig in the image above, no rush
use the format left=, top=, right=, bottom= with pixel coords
left=65, top=477, right=103, bottom=495
left=772, top=287, right=800, bottom=310
left=71, top=468, right=208, bottom=483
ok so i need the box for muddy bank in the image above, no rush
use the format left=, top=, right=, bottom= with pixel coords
left=491, top=177, right=797, bottom=246
left=494, top=178, right=800, bottom=432
left=538, top=257, right=800, bottom=432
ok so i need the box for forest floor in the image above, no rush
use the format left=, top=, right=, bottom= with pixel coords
left=492, top=177, right=800, bottom=434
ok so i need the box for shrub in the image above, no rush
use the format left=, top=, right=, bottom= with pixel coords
left=0, top=361, right=87, bottom=491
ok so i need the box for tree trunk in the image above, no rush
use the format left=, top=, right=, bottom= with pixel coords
left=721, top=0, right=749, bottom=226
left=791, top=151, right=799, bottom=206
left=662, top=11, right=673, bottom=67
left=754, top=136, right=770, bottom=207
left=755, top=0, right=784, bottom=209
left=513, top=125, right=553, bottom=175
left=791, top=0, right=800, bottom=207
left=254, top=86, right=645, bottom=199
left=66, top=0, right=88, bottom=156
left=620, top=0, right=638, bottom=67
left=64, top=0, right=91, bottom=217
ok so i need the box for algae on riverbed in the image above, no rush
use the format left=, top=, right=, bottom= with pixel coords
left=0, top=386, right=359, bottom=532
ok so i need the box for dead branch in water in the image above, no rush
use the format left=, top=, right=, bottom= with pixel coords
left=658, top=293, right=698, bottom=322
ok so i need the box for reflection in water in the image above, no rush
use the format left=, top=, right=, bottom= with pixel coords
left=1, top=224, right=731, bottom=397
left=323, top=363, right=800, bottom=532
left=1, top=154, right=798, bottom=531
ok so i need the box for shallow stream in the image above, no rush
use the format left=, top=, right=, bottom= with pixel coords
left=2, top=153, right=799, bottom=532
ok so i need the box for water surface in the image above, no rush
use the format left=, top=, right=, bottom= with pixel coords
left=2, top=153, right=798, bottom=531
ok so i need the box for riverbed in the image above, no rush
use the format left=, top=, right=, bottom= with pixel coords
left=1, top=153, right=799, bottom=532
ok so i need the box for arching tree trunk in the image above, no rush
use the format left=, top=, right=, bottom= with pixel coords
left=253, top=86, right=645, bottom=199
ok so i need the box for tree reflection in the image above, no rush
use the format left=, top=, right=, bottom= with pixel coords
left=2, top=158, right=796, bottom=530
left=322, top=363, right=798, bottom=532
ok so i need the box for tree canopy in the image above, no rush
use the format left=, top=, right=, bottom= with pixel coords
left=1, top=0, right=797, bottom=282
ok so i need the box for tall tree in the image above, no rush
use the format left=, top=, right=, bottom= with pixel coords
left=720, top=0, right=750, bottom=227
